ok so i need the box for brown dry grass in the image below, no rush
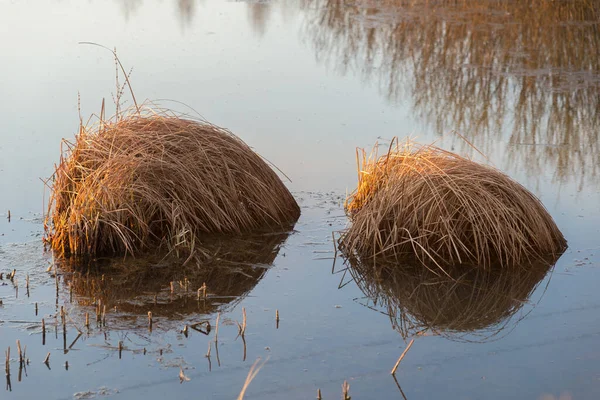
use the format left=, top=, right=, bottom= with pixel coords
left=44, top=104, right=300, bottom=258
left=346, top=254, right=556, bottom=340
left=340, top=138, right=566, bottom=270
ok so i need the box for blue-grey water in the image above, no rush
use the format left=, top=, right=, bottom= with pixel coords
left=1, top=1, right=599, bottom=399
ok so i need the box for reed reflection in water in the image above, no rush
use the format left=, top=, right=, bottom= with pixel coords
left=301, top=0, right=600, bottom=188
left=344, top=255, right=560, bottom=342
left=57, top=232, right=291, bottom=331
left=117, top=0, right=199, bottom=26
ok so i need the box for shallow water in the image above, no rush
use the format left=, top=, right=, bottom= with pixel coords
left=1, top=0, right=600, bottom=399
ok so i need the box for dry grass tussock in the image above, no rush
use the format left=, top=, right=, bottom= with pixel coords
left=341, top=138, right=566, bottom=270
left=44, top=104, right=300, bottom=258
left=346, top=255, right=557, bottom=340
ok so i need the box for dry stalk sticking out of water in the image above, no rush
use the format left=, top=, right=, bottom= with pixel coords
left=391, top=339, right=414, bottom=375
left=341, top=138, right=566, bottom=270
left=342, top=380, right=351, bottom=400
left=237, top=357, right=269, bottom=400
left=4, top=347, right=9, bottom=376
left=214, top=312, right=221, bottom=343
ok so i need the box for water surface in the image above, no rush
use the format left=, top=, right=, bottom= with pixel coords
left=1, top=0, right=599, bottom=399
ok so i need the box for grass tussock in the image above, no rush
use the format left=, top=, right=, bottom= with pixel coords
left=44, top=104, right=300, bottom=258
left=346, top=255, right=556, bottom=340
left=341, top=138, right=566, bottom=269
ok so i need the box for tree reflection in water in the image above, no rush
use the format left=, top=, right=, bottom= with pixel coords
left=301, top=0, right=600, bottom=189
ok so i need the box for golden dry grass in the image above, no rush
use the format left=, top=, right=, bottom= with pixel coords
left=340, top=138, right=566, bottom=270
left=346, top=255, right=556, bottom=340
left=44, top=104, right=300, bottom=258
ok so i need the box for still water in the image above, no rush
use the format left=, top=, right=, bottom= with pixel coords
left=1, top=0, right=599, bottom=399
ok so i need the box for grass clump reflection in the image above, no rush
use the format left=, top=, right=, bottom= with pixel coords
left=343, top=254, right=559, bottom=341
left=58, top=232, right=291, bottom=325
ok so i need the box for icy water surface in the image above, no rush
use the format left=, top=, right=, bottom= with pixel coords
left=1, top=0, right=600, bottom=399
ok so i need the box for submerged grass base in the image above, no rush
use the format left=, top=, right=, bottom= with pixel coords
left=340, top=138, right=567, bottom=270
left=44, top=105, right=300, bottom=258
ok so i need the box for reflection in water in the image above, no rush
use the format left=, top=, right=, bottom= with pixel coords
left=57, top=232, right=290, bottom=328
left=301, top=0, right=600, bottom=188
left=345, top=256, right=559, bottom=341
left=117, top=0, right=143, bottom=20
left=117, top=0, right=197, bottom=26
left=247, top=1, right=273, bottom=37
left=177, top=0, right=197, bottom=27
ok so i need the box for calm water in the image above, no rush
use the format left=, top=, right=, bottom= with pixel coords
left=1, top=0, right=599, bottom=399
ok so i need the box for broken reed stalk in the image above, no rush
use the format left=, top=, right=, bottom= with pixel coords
left=214, top=312, right=221, bottom=343
left=16, top=341, right=22, bottom=366
left=391, top=339, right=414, bottom=375
left=4, top=347, right=9, bottom=376
left=44, top=105, right=300, bottom=258
left=237, top=357, right=268, bottom=400
left=317, top=388, right=322, bottom=400
left=179, top=366, right=190, bottom=383
left=43, top=353, right=50, bottom=365
left=42, top=319, right=46, bottom=344
left=65, top=312, right=83, bottom=335
left=341, top=138, right=567, bottom=270
left=148, top=311, right=153, bottom=331
left=206, top=341, right=211, bottom=358
left=242, top=307, right=247, bottom=336
left=342, top=380, right=351, bottom=400
left=96, top=299, right=102, bottom=323
left=118, top=341, right=123, bottom=359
